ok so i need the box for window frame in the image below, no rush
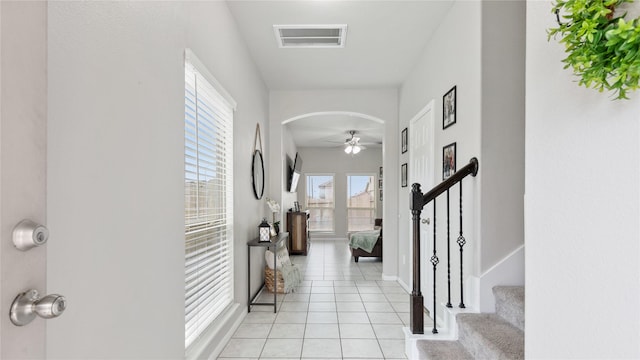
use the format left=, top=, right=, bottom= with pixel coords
left=305, top=173, right=336, bottom=233
left=184, top=49, right=236, bottom=350
left=346, top=173, right=377, bottom=232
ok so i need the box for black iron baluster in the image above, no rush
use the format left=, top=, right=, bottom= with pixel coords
left=446, top=190, right=452, bottom=308
left=431, top=199, right=439, bottom=334
left=457, top=181, right=466, bottom=309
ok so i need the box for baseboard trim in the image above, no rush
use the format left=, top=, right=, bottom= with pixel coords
left=476, top=245, right=525, bottom=313
left=186, top=303, right=245, bottom=360
left=397, top=277, right=411, bottom=293
left=382, top=274, right=397, bottom=282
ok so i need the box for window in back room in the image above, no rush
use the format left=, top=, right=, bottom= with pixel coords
left=347, top=174, right=376, bottom=232
left=306, top=174, right=335, bottom=232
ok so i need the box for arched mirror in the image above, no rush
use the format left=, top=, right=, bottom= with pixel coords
left=252, top=149, right=264, bottom=199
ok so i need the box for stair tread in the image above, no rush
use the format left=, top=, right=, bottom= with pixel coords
left=416, top=340, right=473, bottom=360
left=493, top=286, right=524, bottom=300
left=457, top=313, right=524, bottom=360
left=493, top=286, right=525, bottom=331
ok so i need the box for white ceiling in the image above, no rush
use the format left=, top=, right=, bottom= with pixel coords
left=285, top=114, right=384, bottom=148
left=227, top=0, right=454, bottom=146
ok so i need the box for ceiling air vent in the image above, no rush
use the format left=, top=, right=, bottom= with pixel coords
left=273, top=24, right=348, bottom=48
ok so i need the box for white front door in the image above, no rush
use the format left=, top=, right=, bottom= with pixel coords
left=409, top=100, right=435, bottom=316
left=0, top=2, right=48, bottom=358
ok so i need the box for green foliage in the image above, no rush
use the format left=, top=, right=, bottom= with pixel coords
left=548, top=0, right=640, bottom=99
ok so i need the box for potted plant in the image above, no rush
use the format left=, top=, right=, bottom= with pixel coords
left=548, top=0, right=640, bottom=99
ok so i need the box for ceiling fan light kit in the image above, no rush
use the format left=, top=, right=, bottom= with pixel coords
left=345, top=145, right=361, bottom=154
left=344, top=130, right=365, bottom=155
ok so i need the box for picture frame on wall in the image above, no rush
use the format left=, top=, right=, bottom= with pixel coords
left=378, top=167, right=383, bottom=201
left=401, top=163, right=408, bottom=187
left=401, top=128, right=408, bottom=154
left=443, top=142, right=457, bottom=180
left=443, top=85, right=457, bottom=129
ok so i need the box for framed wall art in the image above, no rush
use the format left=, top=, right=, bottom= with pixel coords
left=378, top=167, right=383, bottom=201
left=401, top=163, right=408, bottom=187
left=443, top=86, right=457, bottom=129
left=401, top=128, right=408, bottom=154
left=443, top=142, right=456, bottom=180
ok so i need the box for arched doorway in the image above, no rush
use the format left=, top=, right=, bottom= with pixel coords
left=277, top=111, right=388, bottom=274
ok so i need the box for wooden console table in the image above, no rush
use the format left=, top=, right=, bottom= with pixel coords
left=247, top=232, right=288, bottom=313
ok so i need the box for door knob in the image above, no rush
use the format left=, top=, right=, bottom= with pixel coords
left=10, top=289, right=66, bottom=326
left=421, top=218, right=430, bottom=225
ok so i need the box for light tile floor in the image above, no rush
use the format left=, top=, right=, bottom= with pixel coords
left=218, top=239, right=433, bottom=360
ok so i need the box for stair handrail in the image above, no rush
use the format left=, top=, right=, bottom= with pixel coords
left=410, top=157, right=479, bottom=335
left=414, top=157, right=479, bottom=208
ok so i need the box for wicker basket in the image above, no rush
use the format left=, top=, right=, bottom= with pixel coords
left=264, top=266, right=285, bottom=294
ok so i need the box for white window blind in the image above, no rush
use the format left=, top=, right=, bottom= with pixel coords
left=184, top=50, right=235, bottom=349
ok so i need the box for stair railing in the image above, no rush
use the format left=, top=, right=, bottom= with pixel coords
left=410, top=157, right=478, bottom=334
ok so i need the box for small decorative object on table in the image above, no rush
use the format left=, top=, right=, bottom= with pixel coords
left=266, top=197, right=281, bottom=235
left=259, top=218, right=271, bottom=242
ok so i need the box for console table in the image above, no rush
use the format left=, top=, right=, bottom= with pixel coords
left=247, top=232, right=288, bottom=313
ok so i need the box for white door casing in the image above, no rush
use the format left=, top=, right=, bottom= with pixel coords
left=409, top=100, right=435, bottom=315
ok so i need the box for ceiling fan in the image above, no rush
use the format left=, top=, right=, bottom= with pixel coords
left=344, top=130, right=366, bottom=154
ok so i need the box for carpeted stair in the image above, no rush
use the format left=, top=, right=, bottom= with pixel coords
left=416, top=286, right=524, bottom=360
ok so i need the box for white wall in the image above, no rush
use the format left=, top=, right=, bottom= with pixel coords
left=398, top=1, right=525, bottom=312
left=269, top=89, right=399, bottom=278
left=480, top=0, right=525, bottom=272
left=398, top=1, right=482, bottom=298
left=0, top=2, right=47, bottom=358
left=47, top=2, right=268, bottom=358
left=526, top=2, right=640, bottom=358
left=296, top=146, right=383, bottom=239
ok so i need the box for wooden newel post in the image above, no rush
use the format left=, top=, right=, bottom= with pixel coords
left=410, top=183, right=424, bottom=334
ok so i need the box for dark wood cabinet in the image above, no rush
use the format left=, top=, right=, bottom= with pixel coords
left=287, top=211, right=309, bottom=255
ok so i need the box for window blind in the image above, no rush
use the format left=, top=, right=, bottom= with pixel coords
left=184, top=52, right=234, bottom=349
